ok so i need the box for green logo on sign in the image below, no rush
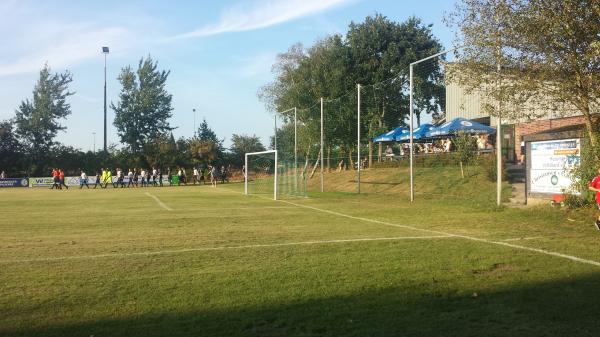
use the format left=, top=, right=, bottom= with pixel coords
left=551, top=175, right=559, bottom=185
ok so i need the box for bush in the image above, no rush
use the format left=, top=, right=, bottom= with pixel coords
left=479, top=154, right=506, bottom=182
left=563, top=193, right=589, bottom=208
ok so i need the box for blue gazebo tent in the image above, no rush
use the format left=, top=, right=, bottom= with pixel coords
left=373, top=127, right=407, bottom=142
left=425, top=118, right=496, bottom=138
left=396, top=123, right=435, bottom=141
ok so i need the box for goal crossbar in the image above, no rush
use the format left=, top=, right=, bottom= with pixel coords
left=245, top=150, right=278, bottom=200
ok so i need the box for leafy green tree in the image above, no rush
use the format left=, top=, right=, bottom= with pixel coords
left=112, top=56, right=174, bottom=154
left=448, top=0, right=600, bottom=146
left=259, top=14, right=444, bottom=166
left=189, top=119, right=224, bottom=167
left=0, top=120, right=24, bottom=175
left=454, top=131, right=477, bottom=178
left=230, top=134, right=266, bottom=166
left=14, top=64, right=74, bottom=175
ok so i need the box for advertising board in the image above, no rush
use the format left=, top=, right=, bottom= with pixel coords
left=529, top=138, right=580, bottom=194
left=0, top=178, right=29, bottom=188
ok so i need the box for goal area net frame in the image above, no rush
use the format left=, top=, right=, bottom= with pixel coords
left=245, top=150, right=278, bottom=200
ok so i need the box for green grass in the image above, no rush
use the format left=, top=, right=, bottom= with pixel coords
left=1, top=166, right=600, bottom=337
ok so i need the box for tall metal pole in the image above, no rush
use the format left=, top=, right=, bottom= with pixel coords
left=193, top=108, right=196, bottom=137
left=409, top=65, right=414, bottom=202
left=92, top=132, right=96, bottom=154
left=294, top=107, right=298, bottom=192
left=274, top=150, right=278, bottom=200
left=357, top=84, right=361, bottom=194
left=407, top=46, right=461, bottom=203
left=496, top=64, right=502, bottom=206
left=274, top=114, right=277, bottom=151
left=103, top=53, right=107, bottom=152
left=244, top=153, right=248, bottom=195
left=320, top=97, right=324, bottom=193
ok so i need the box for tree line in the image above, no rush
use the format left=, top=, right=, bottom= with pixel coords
left=0, top=59, right=266, bottom=177
left=258, top=14, right=445, bottom=167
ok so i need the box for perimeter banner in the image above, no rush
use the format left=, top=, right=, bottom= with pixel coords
left=0, top=178, right=29, bottom=188
left=529, top=138, right=581, bottom=194
left=29, top=177, right=55, bottom=187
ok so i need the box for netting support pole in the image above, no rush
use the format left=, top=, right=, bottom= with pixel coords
left=320, top=97, right=324, bottom=193
left=274, top=150, right=278, bottom=200
left=294, top=107, right=298, bottom=194
left=357, top=84, right=361, bottom=194
left=244, top=153, right=248, bottom=195
left=409, top=64, right=414, bottom=202
left=274, top=114, right=277, bottom=151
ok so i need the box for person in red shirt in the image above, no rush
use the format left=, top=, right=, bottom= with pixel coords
left=59, top=169, right=69, bottom=190
left=50, top=168, right=60, bottom=190
left=588, top=168, right=600, bottom=230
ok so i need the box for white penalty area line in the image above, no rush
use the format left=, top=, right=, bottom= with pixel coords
left=217, top=188, right=600, bottom=268
left=0, top=235, right=453, bottom=264
left=145, top=192, right=173, bottom=211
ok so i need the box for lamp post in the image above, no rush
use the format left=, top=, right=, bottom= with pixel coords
left=193, top=108, right=196, bottom=137
left=102, top=46, right=109, bottom=152
left=92, top=132, right=96, bottom=154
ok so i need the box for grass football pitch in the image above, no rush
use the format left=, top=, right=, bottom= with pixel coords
left=1, top=178, right=600, bottom=336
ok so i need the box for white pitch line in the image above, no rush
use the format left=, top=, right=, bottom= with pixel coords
left=275, top=199, right=600, bottom=268
left=0, top=235, right=453, bottom=264
left=145, top=192, right=173, bottom=211
left=217, top=188, right=600, bottom=268
left=502, top=236, right=544, bottom=242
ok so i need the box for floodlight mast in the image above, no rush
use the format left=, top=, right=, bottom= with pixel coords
left=102, top=46, right=109, bottom=152
left=408, top=46, right=461, bottom=203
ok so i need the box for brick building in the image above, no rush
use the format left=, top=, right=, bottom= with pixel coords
left=445, top=77, right=584, bottom=163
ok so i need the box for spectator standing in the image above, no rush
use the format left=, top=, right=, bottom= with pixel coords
left=193, top=167, right=199, bottom=185
left=93, top=169, right=102, bottom=189
left=127, top=169, right=134, bottom=188
left=132, top=168, right=139, bottom=187
left=140, top=169, right=147, bottom=187
left=210, top=165, right=218, bottom=187
left=152, top=167, right=158, bottom=186
left=80, top=170, right=89, bottom=189
left=220, top=166, right=226, bottom=184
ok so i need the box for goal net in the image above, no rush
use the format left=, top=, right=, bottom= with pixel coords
left=245, top=150, right=307, bottom=200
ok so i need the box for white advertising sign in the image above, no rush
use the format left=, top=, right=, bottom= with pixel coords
left=529, top=138, right=580, bottom=194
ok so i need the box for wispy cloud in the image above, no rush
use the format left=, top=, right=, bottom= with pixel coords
left=0, top=24, right=131, bottom=77
left=171, top=0, right=353, bottom=39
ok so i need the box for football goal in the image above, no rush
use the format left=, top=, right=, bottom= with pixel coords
left=245, top=150, right=307, bottom=200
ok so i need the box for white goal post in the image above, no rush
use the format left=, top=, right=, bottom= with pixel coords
left=245, top=150, right=278, bottom=200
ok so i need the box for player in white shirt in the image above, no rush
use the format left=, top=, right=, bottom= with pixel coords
left=79, top=170, right=89, bottom=189
left=193, top=168, right=199, bottom=185
left=141, top=169, right=147, bottom=187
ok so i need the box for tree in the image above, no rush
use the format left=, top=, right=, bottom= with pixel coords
left=454, top=131, right=477, bottom=178
left=0, top=120, right=24, bottom=175
left=229, top=134, right=266, bottom=166
left=448, top=0, right=600, bottom=146
left=112, top=56, right=174, bottom=154
left=191, top=119, right=224, bottom=167
left=14, top=64, right=74, bottom=175
left=259, top=14, right=445, bottom=166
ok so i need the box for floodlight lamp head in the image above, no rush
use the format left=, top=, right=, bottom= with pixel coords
left=102, top=46, right=109, bottom=53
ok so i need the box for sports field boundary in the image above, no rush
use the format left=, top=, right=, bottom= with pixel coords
left=0, top=235, right=453, bottom=264
left=219, top=187, right=600, bottom=268
left=145, top=192, right=173, bottom=211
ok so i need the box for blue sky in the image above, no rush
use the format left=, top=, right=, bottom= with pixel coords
left=0, top=0, right=457, bottom=151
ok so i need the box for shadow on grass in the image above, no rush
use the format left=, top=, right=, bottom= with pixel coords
left=3, top=273, right=600, bottom=337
